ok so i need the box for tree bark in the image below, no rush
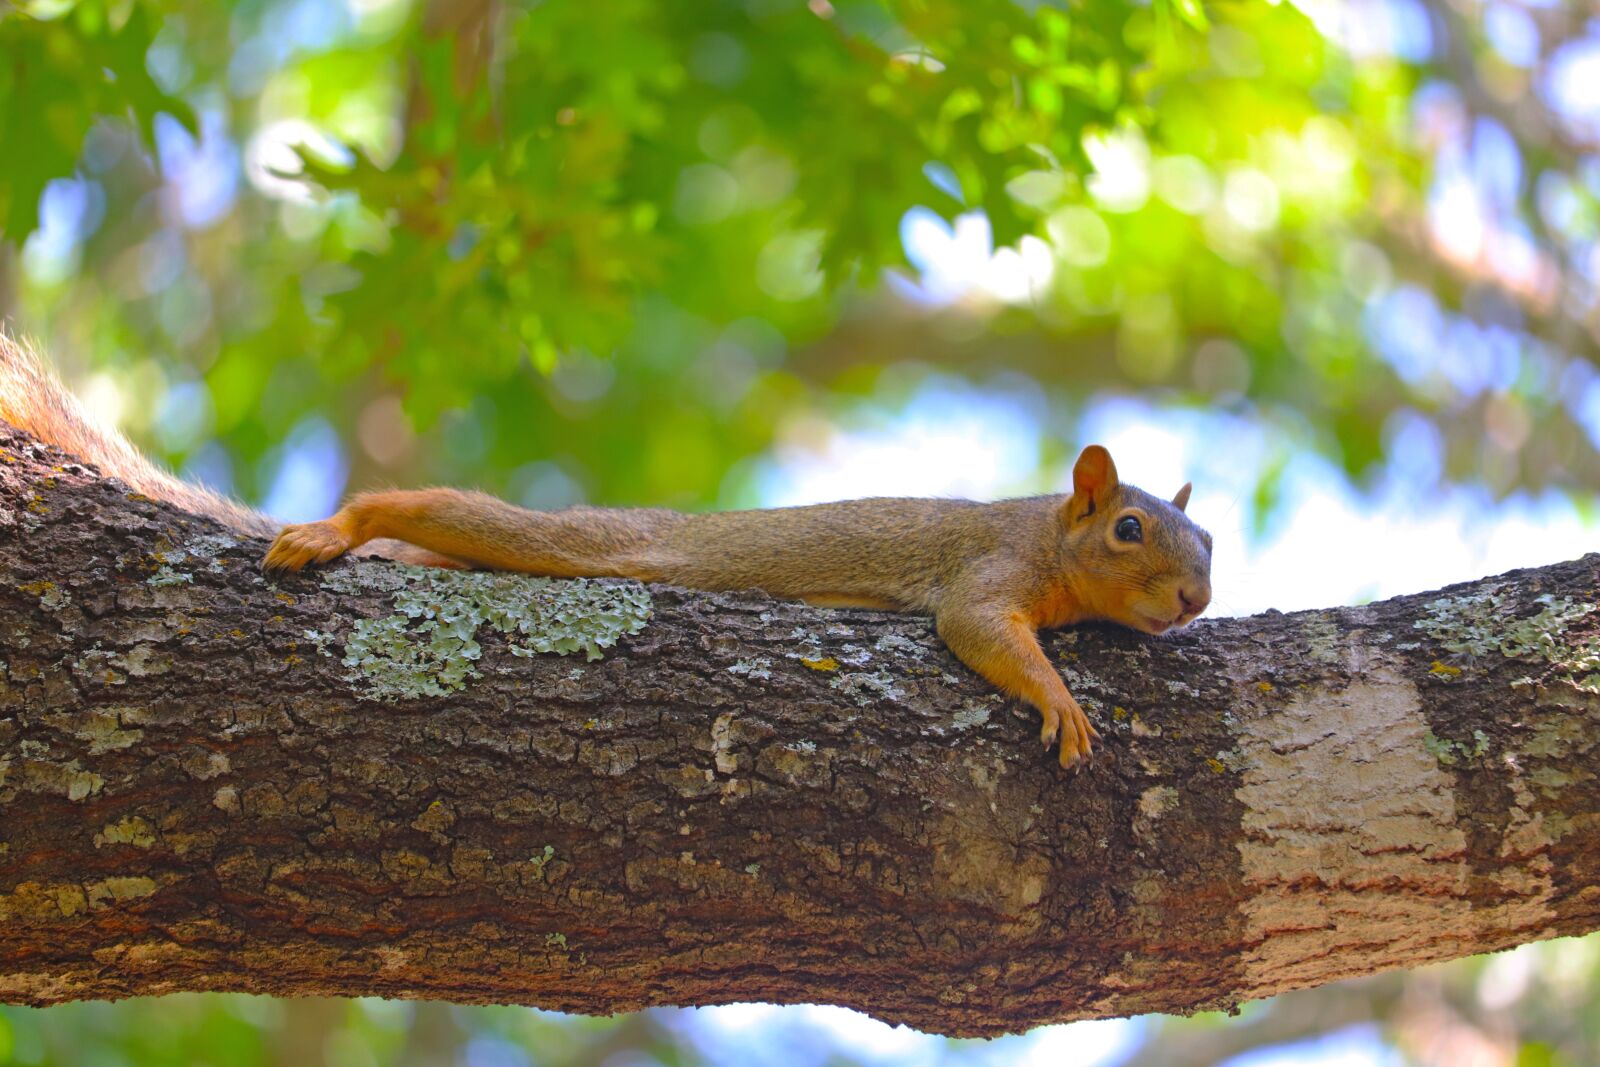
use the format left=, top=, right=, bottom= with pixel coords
left=1, top=419, right=1598, bottom=1038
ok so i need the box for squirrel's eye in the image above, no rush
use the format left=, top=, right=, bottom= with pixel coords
left=1115, top=516, right=1142, bottom=543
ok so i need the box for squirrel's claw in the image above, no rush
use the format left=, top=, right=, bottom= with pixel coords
left=263, top=520, right=352, bottom=574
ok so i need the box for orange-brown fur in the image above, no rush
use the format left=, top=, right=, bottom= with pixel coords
left=0, top=334, right=455, bottom=566
left=0, top=334, right=277, bottom=539
left=1, top=332, right=1213, bottom=766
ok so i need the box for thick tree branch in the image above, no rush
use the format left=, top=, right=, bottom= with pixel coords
left=1, top=421, right=1598, bottom=1037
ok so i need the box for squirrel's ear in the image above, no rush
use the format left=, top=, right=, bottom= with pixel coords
left=1172, top=482, right=1192, bottom=512
left=1068, top=445, right=1119, bottom=521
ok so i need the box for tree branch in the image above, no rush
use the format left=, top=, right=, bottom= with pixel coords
left=1, top=420, right=1598, bottom=1037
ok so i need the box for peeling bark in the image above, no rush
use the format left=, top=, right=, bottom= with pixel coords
left=1, top=421, right=1598, bottom=1038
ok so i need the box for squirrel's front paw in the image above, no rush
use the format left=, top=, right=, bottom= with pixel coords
left=263, top=520, right=352, bottom=574
left=1048, top=695, right=1099, bottom=769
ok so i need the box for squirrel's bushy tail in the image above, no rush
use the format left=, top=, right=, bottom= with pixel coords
left=0, top=332, right=277, bottom=538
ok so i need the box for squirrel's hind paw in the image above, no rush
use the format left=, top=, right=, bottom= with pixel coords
left=263, top=520, right=352, bottom=574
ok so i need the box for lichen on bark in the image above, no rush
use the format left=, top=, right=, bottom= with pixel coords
left=303, top=565, right=654, bottom=700
left=1416, top=588, right=1600, bottom=691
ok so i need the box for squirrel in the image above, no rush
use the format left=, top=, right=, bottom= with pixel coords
left=1, top=333, right=1213, bottom=766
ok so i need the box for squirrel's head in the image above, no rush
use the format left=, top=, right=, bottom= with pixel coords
left=1061, top=444, right=1212, bottom=635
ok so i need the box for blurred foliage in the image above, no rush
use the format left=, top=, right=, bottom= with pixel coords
left=1136, top=934, right=1600, bottom=1067
left=3, top=0, right=1599, bottom=513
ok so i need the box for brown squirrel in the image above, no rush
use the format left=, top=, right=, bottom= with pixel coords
left=2, top=334, right=1213, bottom=766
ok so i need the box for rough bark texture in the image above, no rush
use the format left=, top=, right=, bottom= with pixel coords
left=2, top=420, right=1598, bottom=1038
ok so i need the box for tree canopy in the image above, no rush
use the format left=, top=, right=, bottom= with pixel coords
left=5, top=0, right=1599, bottom=516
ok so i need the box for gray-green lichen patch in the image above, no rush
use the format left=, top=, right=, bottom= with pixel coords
left=71, top=647, right=127, bottom=687
left=318, top=565, right=652, bottom=701
left=301, top=629, right=336, bottom=657
left=6, top=759, right=106, bottom=802
left=1211, top=746, right=1248, bottom=772
left=184, top=532, right=240, bottom=560
left=66, top=768, right=103, bottom=801
left=951, top=704, right=992, bottom=730
left=71, top=644, right=172, bottom=686
left=529, top=844, right=556, bottom=881
left=147, top=565, right=193, bottom=587
left=830, top=670, right=903, bottom=704
left=1526, top=764, right=1587, bottom=796
left=1416, top=591, right=1600, bottom=692
left=1299, top=616, right=1344, bottom=666
left=726, top=656, right=773, bottom=681
left=874, top=632, right=922, bottom=655
left=1522, top=714, right=1592, bottom=760
left=44, top=709, right=143, bottom=755
left=17, top=580, right=70, bottom=611
left=144, top=532, right=237, bottom=587
left=86, top=876, right=158, bottom=907
left=95, top=816, right=156, bottom=849
left=833, top=643, right=874, bottom=668
left=318, top=563, right=409, bottom=597
left=1423, top=727, right=1490, bottom=766
left=0, top=882, right=89, bottom=921
left=1138, top=785, right=1180, bottom=818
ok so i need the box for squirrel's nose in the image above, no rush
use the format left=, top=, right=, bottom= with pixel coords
left=1179, top=583, right=1211, bottom=617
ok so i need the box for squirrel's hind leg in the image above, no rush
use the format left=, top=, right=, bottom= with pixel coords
left=362, top=538, right=471, bottom=569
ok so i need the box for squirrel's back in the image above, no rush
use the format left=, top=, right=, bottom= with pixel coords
left=648, top=496, right=1013, bottom=610
left=0, top=333, right=276, bottom=538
